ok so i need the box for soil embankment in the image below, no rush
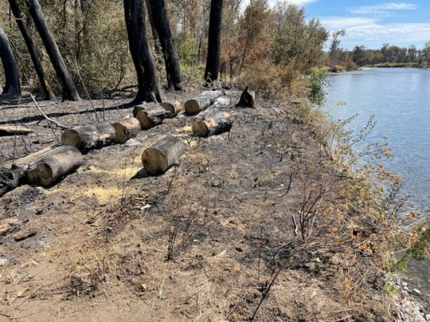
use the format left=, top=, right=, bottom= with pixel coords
left=0, top=92, right=423, bottom=321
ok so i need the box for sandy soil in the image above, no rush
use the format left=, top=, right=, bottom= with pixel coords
left=0, top=91, right=425, bottom=321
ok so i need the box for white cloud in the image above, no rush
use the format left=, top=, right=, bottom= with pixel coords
left=348, top=2, right=417, bottom=15
left=267, top=0, right=318, bottom=7
left=319, top=17, right=377, bottom=30
left=320, top=18, right=430, bottom=49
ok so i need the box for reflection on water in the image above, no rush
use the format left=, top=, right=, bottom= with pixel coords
left=325, top=67, right=430, bottom=292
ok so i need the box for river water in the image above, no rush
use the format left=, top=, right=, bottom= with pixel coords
left=325, top=67, right=430, bottom=293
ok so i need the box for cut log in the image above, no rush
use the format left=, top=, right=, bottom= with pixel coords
left=236, top=87, right=255, bottom=108
left=61, top=122, right=116, bottom=151
left=111, top=117, right=141, bottom=144
left=160, top=99, right=182, bottom=118
left=213, top=96, right=232, bottom=107
left=0, top=125, right=33, bottom=136
left=192, top=112, right=233, bottom=137
left=184, top=90, right=223, bottom=115
left=0, top=166, right=26, bottom=197
left=27, top=146, right=83, bottom=186
left=2, top=144, right=58, bottom=170
left=141, top=136, right=185, bottom=175
left=133, top=103, right=169, bottom=130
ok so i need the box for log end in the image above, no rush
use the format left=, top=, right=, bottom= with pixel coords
left=61, top=130, right=81, bottom=148
left=27, top=162, right=53, bottom=186
left=184, top=100, right=200, bottom=115
left=141, top=148, right=168, bottom=175
left=111, top=117, right=140, bottom=144
left=133, top=106, right=154, bottom=130
left=192, top=121, right=209, bottom=137
left=161, top=101, right=182, bottom=118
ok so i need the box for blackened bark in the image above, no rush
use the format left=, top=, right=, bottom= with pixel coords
left=148, top=0, right=182, bottom=91
left=9, top=0, right=55, bottom=100
left=145, top=0, right=161, bottom=54
left=0, top=24, right=21, bottom=98
left=204, top=0, right=223, bottom=82
left=26, top=0, right=80, bottom=101
left=124, top=0, right=161, bottom=104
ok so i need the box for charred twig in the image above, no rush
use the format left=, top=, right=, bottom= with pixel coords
left=30, top=94, right=69, bottom=129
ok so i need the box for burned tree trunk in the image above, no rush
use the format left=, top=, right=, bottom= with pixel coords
left=148, top=0, right=182, bottom=91
left=192, top=112, right=233, bottom=137
left=236, top=86, right=255, bottom=108
left=9, top=0, right=55, bottom=100
left=204, top=0, right=223, bottom=82
left=0, top=24, right=21, bottom=98
left=62, top=122, right=116, bottom=151
left=111, top=117, right=141, bottom=144
left=145, top=0, right=161, bottom=54
left=133, top=103, right=168, bottom=130
left=124, top=0, right=161, bottom=105
left=25, top=0, right=80, bottom=101
left=27, top=146, right=83, bottom=186
left=184, top=90, right=223, bottom=115
left=141, top=136, right=185, bottom=175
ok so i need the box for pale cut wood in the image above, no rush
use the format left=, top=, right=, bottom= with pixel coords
left=236, top=86, right=255, bottom=108
left=161, top=100, right=182, bottom=118
left=61, top=122, right=116, bottom=151
left=192, top=112, right=233, bottom=137
left=184, top=90, right=223, bottom=115
left=111, top=117, right=141, bottom=144
left=27, top=146, right=83, bottom=186
left=213, top=96, right=232, bottom=107
left=0, top=125, right=33, bottom=136
left=2, top=145, right=57, bottom=170
left=141, top=136, right=185, bottom=174
left=133, top=103, right=169, bottom=130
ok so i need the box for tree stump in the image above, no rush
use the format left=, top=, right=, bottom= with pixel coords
left=192, top=112, right=233, bottom=137
left=27, top=146, right=83, bottom=186
left=141, top=136, right=185, bottom=174
left=133, top=103, right=169, bottom=130
left=184, top=90, right=223, bottom=115
left=111, top=117, right=141, bottom=144
left=161, top=99, right=182, bottom=118
left=236, top=87, right=255, bottom=108
left=61, top=122, right=116, bottom=151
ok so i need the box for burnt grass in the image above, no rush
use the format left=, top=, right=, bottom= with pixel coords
left=0, top=91, right=402, bottom=321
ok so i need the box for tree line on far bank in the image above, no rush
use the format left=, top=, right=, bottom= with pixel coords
left=328, top=36, right=430, bottom=72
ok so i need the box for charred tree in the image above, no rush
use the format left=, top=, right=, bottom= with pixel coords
left=124, top=0, right=161, bottom=105
left=9, top=0, right=55, bottom=100
left=204, top=0, right=223, bottom=82
left=145, top=0, right=161, bottom=54
left=148, top=0, right=182, bottom=91
left=25, top=0, right=80, bottom=101
left=0, top=24, right=21, bottom=98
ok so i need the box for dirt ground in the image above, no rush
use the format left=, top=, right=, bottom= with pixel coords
left=0, top=91, right=425, bottom=321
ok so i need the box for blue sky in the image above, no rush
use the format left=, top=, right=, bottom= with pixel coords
left=269, top=1, right=430, bottom=50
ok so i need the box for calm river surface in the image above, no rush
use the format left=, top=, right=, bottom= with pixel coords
left=325, top=67, right=430, bottom=292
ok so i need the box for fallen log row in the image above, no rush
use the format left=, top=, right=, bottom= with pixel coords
left=141, top=136, right=185, bottom=175
left=184, top=90, right=223, bottom=115
left=192, top=112, right=233, bottom=137
left=161, top=100, right=182, bottom=118
left=27, top=146, right=83, bottom=186
left=111, top=117, right=141, bottom=144
left=61, top=122, right=116, bottom=151
left=133, top=103, right=169, bottom=130
left=0, top=125, right=33, bottom=136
